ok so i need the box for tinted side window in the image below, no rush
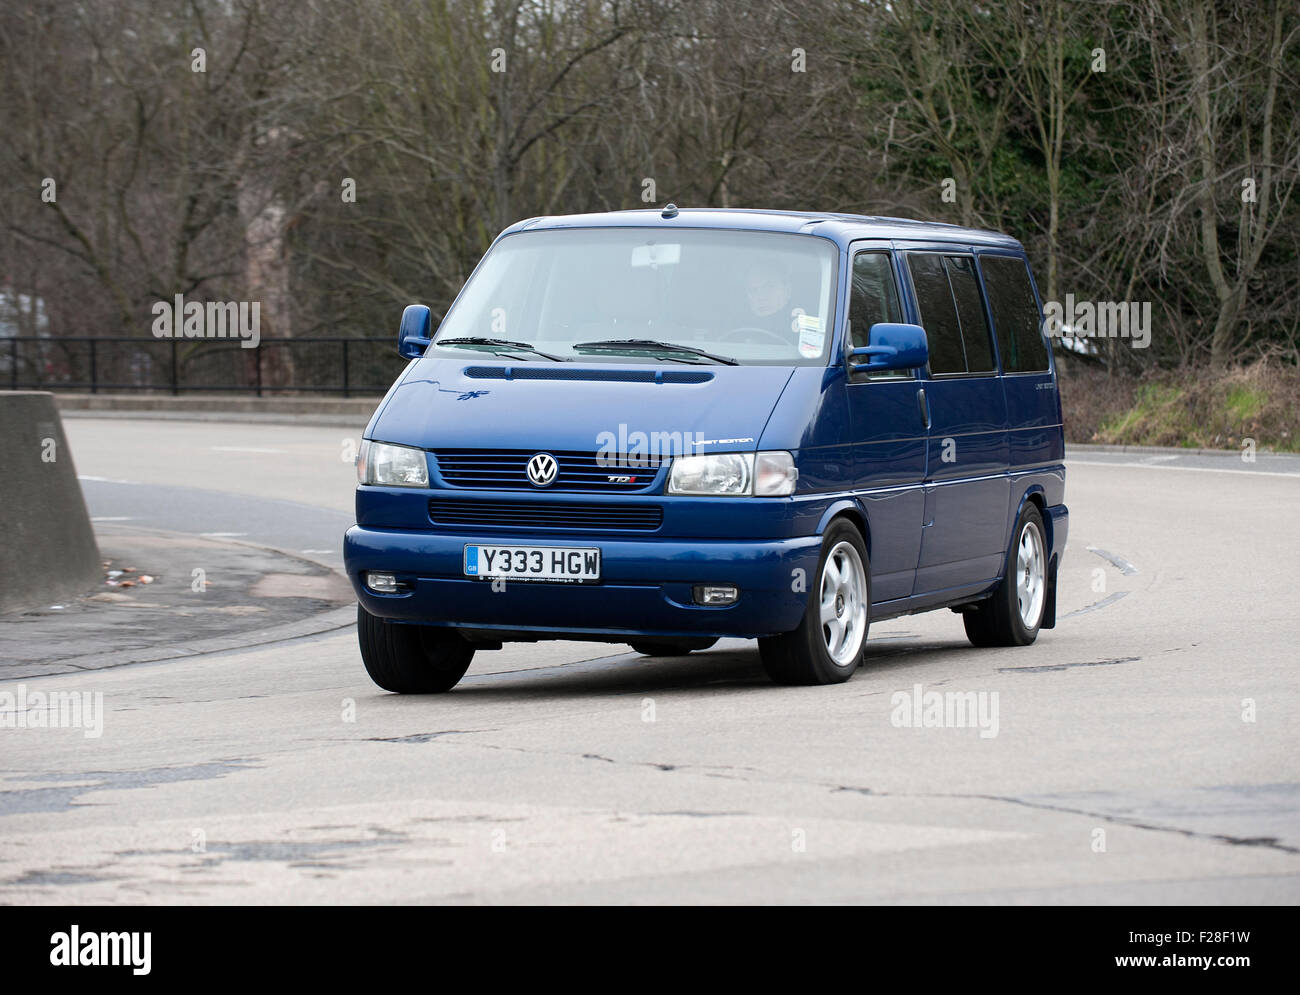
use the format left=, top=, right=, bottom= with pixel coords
left=907, top=253, right=964, bottom=374
left=849, top=251, right=907, bottom=380
left=849, top=252, right=903, bottom=347
left=980, top=255, right=1049, bottom=372
left=944, top=255, right=995, bottom=372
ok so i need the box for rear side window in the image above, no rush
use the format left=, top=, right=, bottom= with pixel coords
left=980, top=255, right=1049, bottom=372
left=907, top=253, right=964, bottom=374
left=944, top=256, right=995, bottom=372
left=906, top=252, right=995, bottom=375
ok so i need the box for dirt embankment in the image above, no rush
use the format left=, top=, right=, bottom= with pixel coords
left=1059, top=359, right=1299, bottom=452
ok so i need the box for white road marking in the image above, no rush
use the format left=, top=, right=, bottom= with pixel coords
left=200, top=532, right=249, bottom=538
left=78, top=475, right=136, bottom=484
left=1069, top=459, right=1300, bottom=479
left=91, top=516, right=134, bottom=521
left=1061, top=591, right=1130, bottom=618
left=1087, top=546, right=1139, bottom=575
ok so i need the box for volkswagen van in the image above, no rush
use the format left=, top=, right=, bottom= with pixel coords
left=344, top=207, right=1068, bottom=691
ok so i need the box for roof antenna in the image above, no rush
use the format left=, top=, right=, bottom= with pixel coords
left=661, top=203, right=679, bottom=219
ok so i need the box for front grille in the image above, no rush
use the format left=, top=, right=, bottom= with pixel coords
left=433, top=449, right=663, bottom=492
left=428, top=499, right=663, bottom=532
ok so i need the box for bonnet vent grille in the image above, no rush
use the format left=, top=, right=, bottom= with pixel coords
left=464, top=366, right=713, bottom=384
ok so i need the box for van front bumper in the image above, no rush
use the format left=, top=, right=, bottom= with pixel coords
left=343, top=526, right=822, bottom=639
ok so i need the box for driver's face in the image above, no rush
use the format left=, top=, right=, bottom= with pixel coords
left=745, top=269, right=790, bottom=318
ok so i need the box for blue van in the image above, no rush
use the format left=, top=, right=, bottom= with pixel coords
left=344, top=208, right=1068, bottom=692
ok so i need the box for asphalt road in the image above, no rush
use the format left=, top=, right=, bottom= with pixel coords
left=1, top=419, right=1298, bottom=904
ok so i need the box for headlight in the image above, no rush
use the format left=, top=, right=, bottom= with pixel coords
left=667, top=451, right=797, bottom=496
left=357, top=440, right=429, bottom=487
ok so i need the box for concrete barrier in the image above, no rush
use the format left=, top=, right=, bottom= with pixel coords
left=0, top=392, right=101, bottom=613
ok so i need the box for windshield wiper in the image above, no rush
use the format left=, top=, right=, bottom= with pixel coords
left=572, top=339, right=739, bottom=366
left=436, top=337, right=567, bottom=362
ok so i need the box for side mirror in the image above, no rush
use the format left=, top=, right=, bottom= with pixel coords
left=397, top=304, right=433, bottom=359
left=849, top=322, right=928, bottom=372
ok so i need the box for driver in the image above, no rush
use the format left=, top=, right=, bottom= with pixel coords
left=744, top=260, right=792, bottom=325
left=733, top=257, right=808, bottom=353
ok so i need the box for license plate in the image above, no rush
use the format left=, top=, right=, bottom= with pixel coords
left=463, top=544, right=600, bottom=583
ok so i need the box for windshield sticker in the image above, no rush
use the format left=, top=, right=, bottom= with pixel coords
left=631, top=243, right=681, bottom=268
left=799, top=325, right=825, bottom=357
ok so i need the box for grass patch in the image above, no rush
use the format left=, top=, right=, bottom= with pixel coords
left=1060, top=359, right=1299, bottom=452
left=1095, top=383, right=1187, bottom=446
left=1224, top=384, right=1266, bottom=422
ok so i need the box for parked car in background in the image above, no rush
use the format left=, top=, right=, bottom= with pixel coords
left=0, top=288, right=50, bottom=379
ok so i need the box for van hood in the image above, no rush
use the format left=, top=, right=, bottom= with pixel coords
left=369, top=358, right=797, bottom=453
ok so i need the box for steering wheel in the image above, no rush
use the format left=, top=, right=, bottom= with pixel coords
left=716, top=325, right=793, bottom=346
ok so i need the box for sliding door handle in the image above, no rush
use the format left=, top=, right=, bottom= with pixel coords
left=917, top=388, right=931, bottom=429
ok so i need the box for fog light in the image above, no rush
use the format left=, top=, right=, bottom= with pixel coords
left=693, top=584, right=739, bottom=606
left=367, top=572, right=398, bottom=593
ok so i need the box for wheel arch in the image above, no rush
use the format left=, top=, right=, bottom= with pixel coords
left=815, top=500, right=870, bottom=559
left=1013, top=485, right=1051, bottom=555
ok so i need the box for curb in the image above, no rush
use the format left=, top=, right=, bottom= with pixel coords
left=55, top=393, right=384, bottom=427
left=53, top=396, right=1297, bottom=457
left=59, top=409, right=376, bottom=428
left=6, top=605, right=356, bottom=680
left=1067, top=442, right=1300, bottom=460
left=1, top=524, right=358, bottom=681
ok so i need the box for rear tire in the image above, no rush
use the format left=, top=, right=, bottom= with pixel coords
left=357, top=605, right=475, bottom=693
left=963, top=504, right=1047, bottom=648
left=759, top=520, right=869, bottom=685
left=628, top=638, right=718, bottom=657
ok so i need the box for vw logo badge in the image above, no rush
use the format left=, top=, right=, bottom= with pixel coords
left=526, top=453, right=558, bottom=487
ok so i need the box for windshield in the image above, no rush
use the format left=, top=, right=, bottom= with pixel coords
left=430, top=228, right=839, bottom=366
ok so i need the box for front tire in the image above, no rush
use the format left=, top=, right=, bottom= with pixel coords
left=357, top=605, right=475, bottom=693
left=759, top=520, right=870, bottom=685
left=963, top=503, right=1047, bottom=647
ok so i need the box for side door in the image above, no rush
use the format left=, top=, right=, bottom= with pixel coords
left=842, top=243, right=927, bottom=605
left=899, top=246, right=1011, bottom=597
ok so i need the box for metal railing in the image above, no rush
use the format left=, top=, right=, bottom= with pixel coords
left=0, top=336, right=405, bottom=396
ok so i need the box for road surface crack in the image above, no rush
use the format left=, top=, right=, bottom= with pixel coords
left=831, top=785, right=1300, bottom=854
